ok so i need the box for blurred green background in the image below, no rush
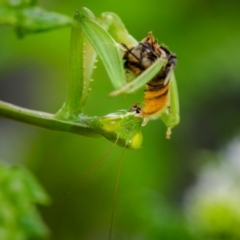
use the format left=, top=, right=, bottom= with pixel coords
left=1, top=0, right=240, bottom=239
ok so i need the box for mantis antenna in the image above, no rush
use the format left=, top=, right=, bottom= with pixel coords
left=109, top=147, right=125, bottom=240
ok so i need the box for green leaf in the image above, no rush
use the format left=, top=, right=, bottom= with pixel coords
left=0, top=1, right=72, bottom=37
left=0, top=162, right=50, bottom=239
left=15, top=7, right=72, bottom=37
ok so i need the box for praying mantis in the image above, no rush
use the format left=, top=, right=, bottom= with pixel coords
left=56, top=7, right=180, bottom=148
left=54, top=7, right=180, bottom=239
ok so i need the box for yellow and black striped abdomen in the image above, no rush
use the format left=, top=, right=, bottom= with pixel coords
left=121, top=32, right=176, bottom=121
left=142, top=81, right=170, bottom=119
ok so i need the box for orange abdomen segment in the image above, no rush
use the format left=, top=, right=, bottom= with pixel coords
left=142, top=83, right=169, bottom=118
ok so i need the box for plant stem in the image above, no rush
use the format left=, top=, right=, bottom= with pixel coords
left=0, top=100, right=100, bottom=137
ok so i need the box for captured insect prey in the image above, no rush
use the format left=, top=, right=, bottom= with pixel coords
left=122, top=32, right=179, bottom=138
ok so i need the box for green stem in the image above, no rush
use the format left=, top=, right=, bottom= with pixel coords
left=0, top=100, right=100, bottom=137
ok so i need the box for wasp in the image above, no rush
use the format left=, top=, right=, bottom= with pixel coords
left=122, top=32, right=177, bottom=122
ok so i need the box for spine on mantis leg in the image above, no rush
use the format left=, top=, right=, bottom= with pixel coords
left=56, top=10, right=97, bottom=120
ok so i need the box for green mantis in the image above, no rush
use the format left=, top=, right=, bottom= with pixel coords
left=57, top=7, right=180, bottom=143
